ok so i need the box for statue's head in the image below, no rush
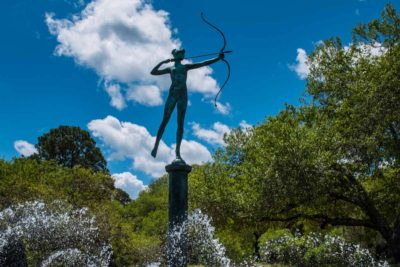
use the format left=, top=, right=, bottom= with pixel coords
left=172, top=48, right=185, bottom=60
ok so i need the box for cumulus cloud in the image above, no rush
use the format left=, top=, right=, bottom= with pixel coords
left=290, top=48, right=310, bottom=80
left=46, top=0, right=221, bottom=110
left=290, top=42, right=386, bottom=80
left=191, top=120, right=252, bottom=146
left=186, top=65, right=219, bottom=95
left=127, top=85, right=163, bottom=106
left=215, top=101, right=231, bottom=115
left=87, top=115, right=212, bottom=177
left=239, top=120, right=252, bottom=129
left=112, top=172, right=147, bottom=199
left=63, top=0, right=87, bottom=8
left=105, top=83, right=126, bottom=110
left=191, top=122, right=230, bottom=146
left=14, top=140, right=38, bottom=157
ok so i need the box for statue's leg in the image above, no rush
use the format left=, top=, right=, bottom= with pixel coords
left=175, top=96, right=188, bottom=159
left=151, top=95, right=176, bottom=158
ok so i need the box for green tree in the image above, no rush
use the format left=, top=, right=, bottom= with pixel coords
left=187, top=4, right=400, bottom=263
left=125, top=176, right=168, bottom=237
left=0, top=158, right=116, bottom=210
left=239, top=4, right=400, bottom=263
left=35, top=126, right=108, bottom=172
left=0, top=158, right=140, bottom=264
left=189, top=128, right=271, bottom=261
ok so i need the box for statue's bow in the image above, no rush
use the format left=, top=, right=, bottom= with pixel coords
left=201, top=12, right=231, bottom=107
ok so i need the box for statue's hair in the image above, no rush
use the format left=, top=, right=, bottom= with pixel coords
left=172, top=48, right=185, bottom=56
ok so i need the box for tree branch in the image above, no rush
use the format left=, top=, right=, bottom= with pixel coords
left=261, top=213, right=379, bottom=230
left=389, top=123, right=400, bottom=159
left=393, top=214, right=400, bottom=240
left=344, top=173, right=393, bottom=240
left=329, top=192, right=361, bottom=206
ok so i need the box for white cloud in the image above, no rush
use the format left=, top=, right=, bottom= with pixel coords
left=186, top=64, right=219, bottom=95
left=290, top=42, right=386, bottom=80
left=191, top=120, right=252, bottom=146
left=46, top=0, right=220, bottom=108
left=127, top=85, right=163, bottom=106
left=87, top=115, right=212, bottom=177
left=290, top=48, right=310, bottom=80
left=239, top=120, right=252, bottom=129
left=112, top=172, right=147, bottom=199
left=14, top=140, right=38, bottom=157
left=172, top=140, right=213, bottom=163
left=215, top=101, right=231, bottom=115
left=191, top=122, right=230, bottom=146
left=63, top=0, right=87, bottom=8
left=105, top=83, right=126, bottom=110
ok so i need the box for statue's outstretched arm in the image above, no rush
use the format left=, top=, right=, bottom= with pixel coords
left=151, top=59, right=172, bottom=75
left=186, top=53, right=224, bottom=70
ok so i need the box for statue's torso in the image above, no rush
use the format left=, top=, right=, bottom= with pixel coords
left=170, top=64, right=187, bottom=93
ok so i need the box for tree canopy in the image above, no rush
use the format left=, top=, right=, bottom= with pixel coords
left=35, top=126, right=108, bottom=173
left=189, top=4, right=400, bottom=263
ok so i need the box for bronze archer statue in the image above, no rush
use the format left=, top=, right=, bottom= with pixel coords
left=150, top=48, right=224, bottom=162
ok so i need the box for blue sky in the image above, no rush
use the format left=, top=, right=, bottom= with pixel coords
left=0, top=0, right=396, bottom=198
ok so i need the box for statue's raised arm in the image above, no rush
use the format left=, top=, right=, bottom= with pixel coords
left=150, top=59, right=172, bottom=75
left=186, top=53, right=224, bottom=70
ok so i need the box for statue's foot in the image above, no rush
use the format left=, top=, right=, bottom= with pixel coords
left=172, top=157, right=186, bottom=165
left=172, top=153, right=186, bottom=164
left=151, top=147, right=157, bottom=158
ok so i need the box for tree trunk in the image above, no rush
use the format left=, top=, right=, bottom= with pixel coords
left=389, top=218, right=400, bottom=262
left=347, top=174, right=400, bottom=262
left=254, top=231, right=261, bottom=260
left=388, top=240, right=400, bottom=263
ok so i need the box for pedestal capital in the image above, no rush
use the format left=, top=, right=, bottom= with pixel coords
left=166, top=160, right=192, bottom=173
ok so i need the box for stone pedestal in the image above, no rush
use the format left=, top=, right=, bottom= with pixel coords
left=166, top=160, right=192, bottom=267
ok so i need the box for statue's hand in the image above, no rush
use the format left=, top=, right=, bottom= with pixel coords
left=218, top=52, right=225, bottom=60
left=162, top=59, right=173, bottom=64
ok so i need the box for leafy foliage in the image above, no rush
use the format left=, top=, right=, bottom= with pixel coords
left=191, top=4, right=400, bottom=264
left=1, top=4, right=399, bottom=266
left=0, top=201, right=111, bottom=266
left=35, top=126, right=108, bottom=173
left=261, top=232, right=389, bottom=267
